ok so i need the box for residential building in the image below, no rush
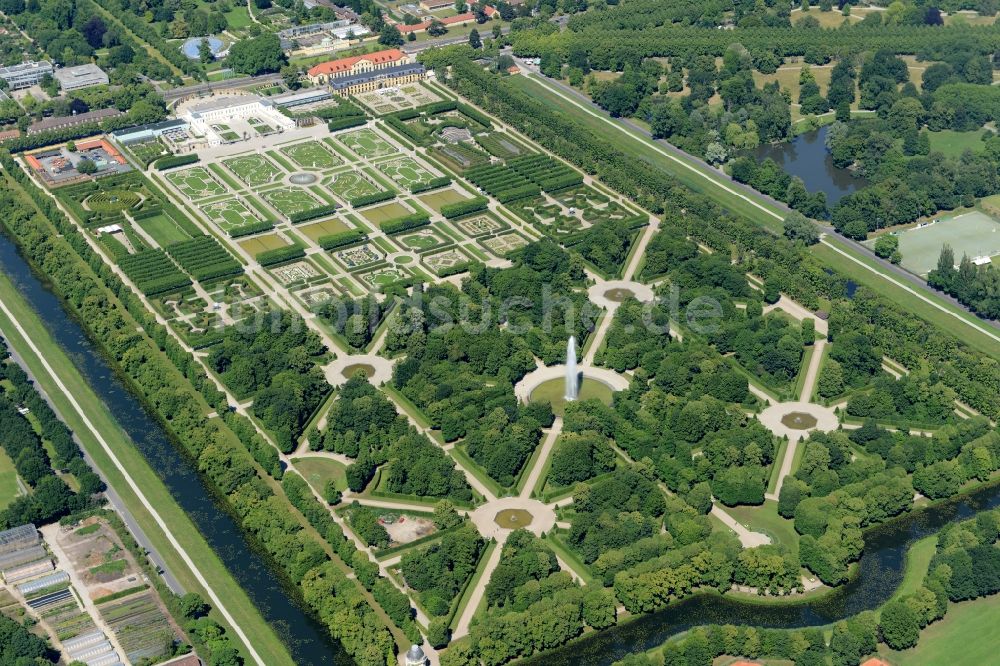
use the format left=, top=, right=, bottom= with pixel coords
left=53, top=64, right=109, bottom=92
left=398, top=12, right=476, bottom=35
left=0, top=61, right=54, bottom=90
left=307, top=48, right=411, bottom=85
left=27, top=107, right=121, bottom=135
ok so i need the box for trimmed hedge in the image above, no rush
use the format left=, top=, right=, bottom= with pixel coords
left=154, top=154, right=199, bottom=170
left=350, top=190, right=395, bottom=208
left=457, top=103, right=492, bottom=128
left=228, top=220, right=275, bottom=238
left=385, top=115, right=426, bottom=145
left=437, top=260, right=478, bottom=278
left=118, top=249, right=191, bottom=295
left=256, top=245, right=306, bottom=266
left=319, top=229, right=366, bottom=250
left=289, top=204, right=339, bottom=224
left=328, top=116, right=368, bottom=132
left=409, top=176, right=451, bottom=194
left=417, top=100, right=458, bottom=115
left=380, top=213, right=431, bottom=235
left=165, top=236, right=242, bottom=281
left=440, top=197, right=488, bottom=219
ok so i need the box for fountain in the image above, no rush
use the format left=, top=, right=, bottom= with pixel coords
left=565, top=336, right=578, bottom=401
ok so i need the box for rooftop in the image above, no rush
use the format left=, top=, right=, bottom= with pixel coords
left=53, top=63, right=108, bottom=86
left=0, top=61, right=53, bottom=77
left=187, top=94, right=265, bottom=114
left=28, top=107, right=121, bottom=133
left=307, top=48, right=407, bottom=77
left=330, top=63, right=425, bottom=89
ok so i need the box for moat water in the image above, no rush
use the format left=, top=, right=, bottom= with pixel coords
left=753, top=125, right=866, bottom=206
left=0, top=233, right=351, bottom=665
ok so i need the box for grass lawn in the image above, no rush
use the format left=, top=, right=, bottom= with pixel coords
left=224, top=5, right=251, bottom=29
left=238, top=233, right=290, bottom=256
left=291, top=457, right=348, bottom=493
left=0, top=268, right=294, bottom=666
left=812, top=240, right=1000, bottom=361
left=135, top=213, right=191, bottom=246
left=881, top=593, right=1000, bottom=665
left=418, top=188, right=468, bottom=212
left=361, top=202, right=410, bottom=224
left=891, top=535, right=938, bottom=603
left=529, top=376, right=614, bottom=416
left=723, top=501, right=800, bottom=554
left=927, top=129, right=986, bottom=159
left=298, top=218, right=351, bottom=243
left=0, top=448, right=19, bottom=509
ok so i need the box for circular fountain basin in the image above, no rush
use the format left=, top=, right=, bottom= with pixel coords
left=780, top=411, right=818, bottom=430
left=343, top=363, right=376, bottom=379
left=494, top=509, right=533, bottom=530
left=529, top=376, right=614, bottom=415
left=289, top=173, right=318, bottom=185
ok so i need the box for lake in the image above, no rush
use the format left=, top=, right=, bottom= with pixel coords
left=754, top=125, right=866, bottom=206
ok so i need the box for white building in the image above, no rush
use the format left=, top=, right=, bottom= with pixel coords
left=53, top=64, right=109, bottom=92
left=0, top=61, right=54, bottom=90
left=180, top=94, right=295, bottom=146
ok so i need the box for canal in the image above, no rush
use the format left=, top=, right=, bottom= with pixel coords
left=0, top=230, right=350, bottom=665
left=754, top=125, right=866, bottom=206
left=523, top=481, right=1000, bottom=665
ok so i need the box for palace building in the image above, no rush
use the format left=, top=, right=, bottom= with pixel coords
left=306, top=48, right=423, bottom=90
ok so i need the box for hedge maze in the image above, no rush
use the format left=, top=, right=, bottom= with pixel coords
left=166, top=236, right=243, bottom=282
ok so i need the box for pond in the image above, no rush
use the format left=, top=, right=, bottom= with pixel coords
left=0, top=232, right=352, bottom=665
left=522, top=480, right=1000, bottom=665
left=753, top=125, right=866, bottom=206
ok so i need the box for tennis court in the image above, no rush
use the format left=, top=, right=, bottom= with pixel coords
left=881, top=211, right=1000, bottom=275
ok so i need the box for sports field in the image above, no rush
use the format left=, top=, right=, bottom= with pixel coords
left=261, top=188, right=321, bottom=217
left=201, top=198, right=264, bottom=235
left=281, top=141, right=343, bottom=169
left=376, top=157, right=436, bottom=189
left=327, top=172, right=383, bottom=201
left=337, top=128, right=396, bottom=159
left=167, top=167, right=227, bottom=200
left=223, top=154, right=284, bottom=187
left=879, top=211, right=1000, bottom=275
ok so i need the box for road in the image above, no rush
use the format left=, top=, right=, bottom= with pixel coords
left=513, top=60, right=1000, bottom=345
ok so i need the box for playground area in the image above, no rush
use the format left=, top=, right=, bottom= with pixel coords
left=877, top=210, right=1000, bottom=275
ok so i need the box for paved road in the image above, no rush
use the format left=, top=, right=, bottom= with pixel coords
left=514, top=62, right=1000, bottom=343
left=1, top=341, right=185, bottom=595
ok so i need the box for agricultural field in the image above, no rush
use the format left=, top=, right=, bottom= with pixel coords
left=337, top=128, right=397, bottom=159
left=376, top=156, right=436, bottom=190
left=166, top=167, right=227, bottom=200
left=98, top=592, right=179, bottom=664
left=201, top=198, right=269, bottom=236
left=281, top=141, right=343, bottom=169
left=223, top=154, right=285, bottom=187
left=260, top=187, right=322, bottom=218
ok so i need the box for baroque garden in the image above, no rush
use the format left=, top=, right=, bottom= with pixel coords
left=0, top=7, right=999, bottom=666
